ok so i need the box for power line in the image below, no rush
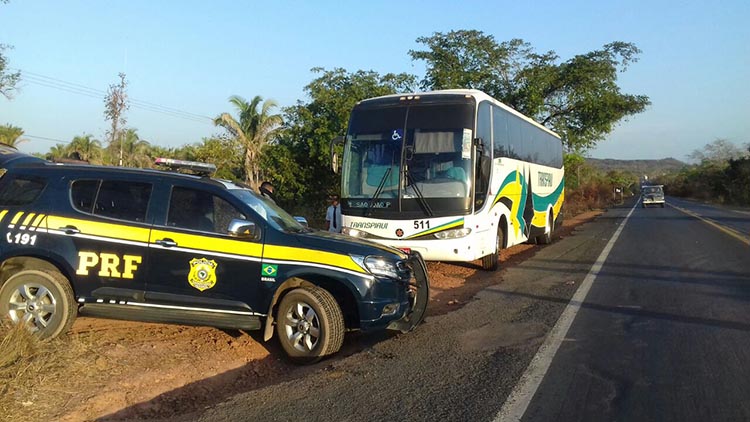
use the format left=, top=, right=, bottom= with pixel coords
left=25, top=134, right=70, bottom=144
left=14, top=69, right=216, bottom=124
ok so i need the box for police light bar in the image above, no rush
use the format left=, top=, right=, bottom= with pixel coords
left=154, top=157, right=217, bottom=176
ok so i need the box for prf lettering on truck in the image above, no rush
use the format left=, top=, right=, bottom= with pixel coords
left=76, top=251, right=143, bottom=279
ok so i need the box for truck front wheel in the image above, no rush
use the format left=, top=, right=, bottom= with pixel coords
left=276, top=286, right=345, bottom=364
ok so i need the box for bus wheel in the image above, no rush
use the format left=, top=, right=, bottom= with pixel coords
left=537, top=214, right=554, bottom=245
left=481, top=226, right=503, bottom=271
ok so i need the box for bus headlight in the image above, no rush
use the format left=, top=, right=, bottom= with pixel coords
left=433, top=228, right=471, bottom=239
left=364, top=256, right=400, bottom=279
left=342, top=227, right=370, bottom=238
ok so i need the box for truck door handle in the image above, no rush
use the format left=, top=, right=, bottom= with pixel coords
left=155, top=238, right=177, bottom=247
left=59, top=225, right=80, bottom=235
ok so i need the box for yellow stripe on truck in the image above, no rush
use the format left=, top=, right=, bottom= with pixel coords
left=21, top=213, right=36, bottom=227
left=45, top=215, right=151, bottom=242
left=10, top=212, right=24, bottom=225
left=31, top=214, right=45, bottom=229
left=149, top=229, right=263, bottom=257
left=263, top=245, right=366, bottom=274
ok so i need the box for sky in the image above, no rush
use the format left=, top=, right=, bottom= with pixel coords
left=1, top=0, right=748, bottom=161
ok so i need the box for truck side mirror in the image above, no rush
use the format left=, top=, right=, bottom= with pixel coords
left=228, top=219, right=258, bottom=239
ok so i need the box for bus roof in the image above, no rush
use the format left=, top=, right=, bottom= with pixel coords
left=356, top=89, right=561, bottom=140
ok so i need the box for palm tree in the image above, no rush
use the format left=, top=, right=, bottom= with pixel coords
left=0, top=124, right=26, bottom=147
left=118, top=128, right=152, bottom=168
left=68, top=134, right=102, bottom=163
left=46, top=144, right=70, bottom=161
left=214, top=95, right=282, bottom=189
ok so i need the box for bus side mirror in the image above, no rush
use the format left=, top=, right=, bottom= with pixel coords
left=330, top=136, right=345, bottom=174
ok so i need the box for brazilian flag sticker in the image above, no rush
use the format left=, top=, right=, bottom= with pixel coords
left=262, top=264, right=278, bottom=278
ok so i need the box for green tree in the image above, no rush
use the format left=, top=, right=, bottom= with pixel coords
left=45, top=143, right=70, bottom=161
left=724, top=149, right=750, bottom=205
left=266, top=68, right=416, bottom=210
left=688, top=138, right=749, bottom=166
left=0, top=123, right=25, bottom=146
left=0, top=44, right=19, bottom=99
left=67, top=134, right=102, bottom=163
left=563, top=152, right=586, bottom=190
left=193, top=136, right=243, bottom=181
left=111, top=128, right=151, bottom=168
left=409, top=30, right=650, bottom=152
left=607, top=169, right=637, bottom=196
left=214, top=95, right=282, bottom=189
left=104, top=73, right=129, bottom=165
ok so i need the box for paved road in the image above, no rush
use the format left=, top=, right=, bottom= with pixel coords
left=518, top=199, right=750, bottom=421
left=115, top=198, right=750, bottom=422
left=667, top=196, right=750, bottom=245
left=173, top=207, right=621, bottom=422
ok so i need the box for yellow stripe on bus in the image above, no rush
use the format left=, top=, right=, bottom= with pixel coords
left=0, top=210, right=8, bottom=222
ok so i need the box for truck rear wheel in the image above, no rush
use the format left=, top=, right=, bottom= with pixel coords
left=276, top=286, right=345, bottom=364
left=0, top=270, right=76, bottom=339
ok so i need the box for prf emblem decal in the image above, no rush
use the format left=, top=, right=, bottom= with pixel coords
left=261, top=264, right=278, bottom=282
left=188, top=258, right=218, bottom=291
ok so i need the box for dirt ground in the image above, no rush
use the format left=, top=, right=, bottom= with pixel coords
left=1, top=211, right=601, bottom=422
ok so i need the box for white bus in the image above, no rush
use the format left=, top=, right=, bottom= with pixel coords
left=331, top=89, right=564, bottom=270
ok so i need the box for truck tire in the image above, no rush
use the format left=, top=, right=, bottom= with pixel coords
left=0, top=269, right=76, bottom=339
left=276, top=286, right=345, bottom=364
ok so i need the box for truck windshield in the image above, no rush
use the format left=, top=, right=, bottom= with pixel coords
left=230, top=189, right=308, bottom=233
left=342, top=99, right=475, bottom=218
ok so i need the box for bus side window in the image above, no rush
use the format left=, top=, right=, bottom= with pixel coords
left=475, top=102, right=492, bottom=208
left=492, top=106, right=509, bottom=158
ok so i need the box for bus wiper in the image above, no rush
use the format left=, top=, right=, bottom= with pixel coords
left=405, top=169, right=433, bottom=217
left=366, top=166, right=392, bottom=217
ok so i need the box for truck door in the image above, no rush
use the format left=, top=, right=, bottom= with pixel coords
left=46, top=178, right=152, bottom=299
left=145, top=184, right=263, bottom=314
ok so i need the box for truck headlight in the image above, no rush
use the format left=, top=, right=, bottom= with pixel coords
left=364, top=256, right=400, bottom=279
left=433, top=228, right=471, bottom=239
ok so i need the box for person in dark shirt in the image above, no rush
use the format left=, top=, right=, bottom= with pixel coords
left=259, top=181, right=276, bottom=204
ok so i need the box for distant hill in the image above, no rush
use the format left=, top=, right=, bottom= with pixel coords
left=586, top=157, right=688, bottom=177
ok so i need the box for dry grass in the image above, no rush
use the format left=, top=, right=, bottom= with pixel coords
left=0, top=320, right=98, bottom=420
left=564, top=182, right=618, bottom=218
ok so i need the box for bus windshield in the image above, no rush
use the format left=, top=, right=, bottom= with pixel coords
left=341, top=100, right=474, bottom=217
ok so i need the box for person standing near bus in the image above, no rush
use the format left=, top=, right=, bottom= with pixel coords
left=326, top=195, right=342, bottom=233
left=259, top=181, right=276, bottom=204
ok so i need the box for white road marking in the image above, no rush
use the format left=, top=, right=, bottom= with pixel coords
left=494, top=202, right=638, bottom=422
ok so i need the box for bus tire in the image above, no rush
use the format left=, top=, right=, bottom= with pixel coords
left=537, top=213, right=554, bottom=245
left=482, top=226, right=503, bottom=271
